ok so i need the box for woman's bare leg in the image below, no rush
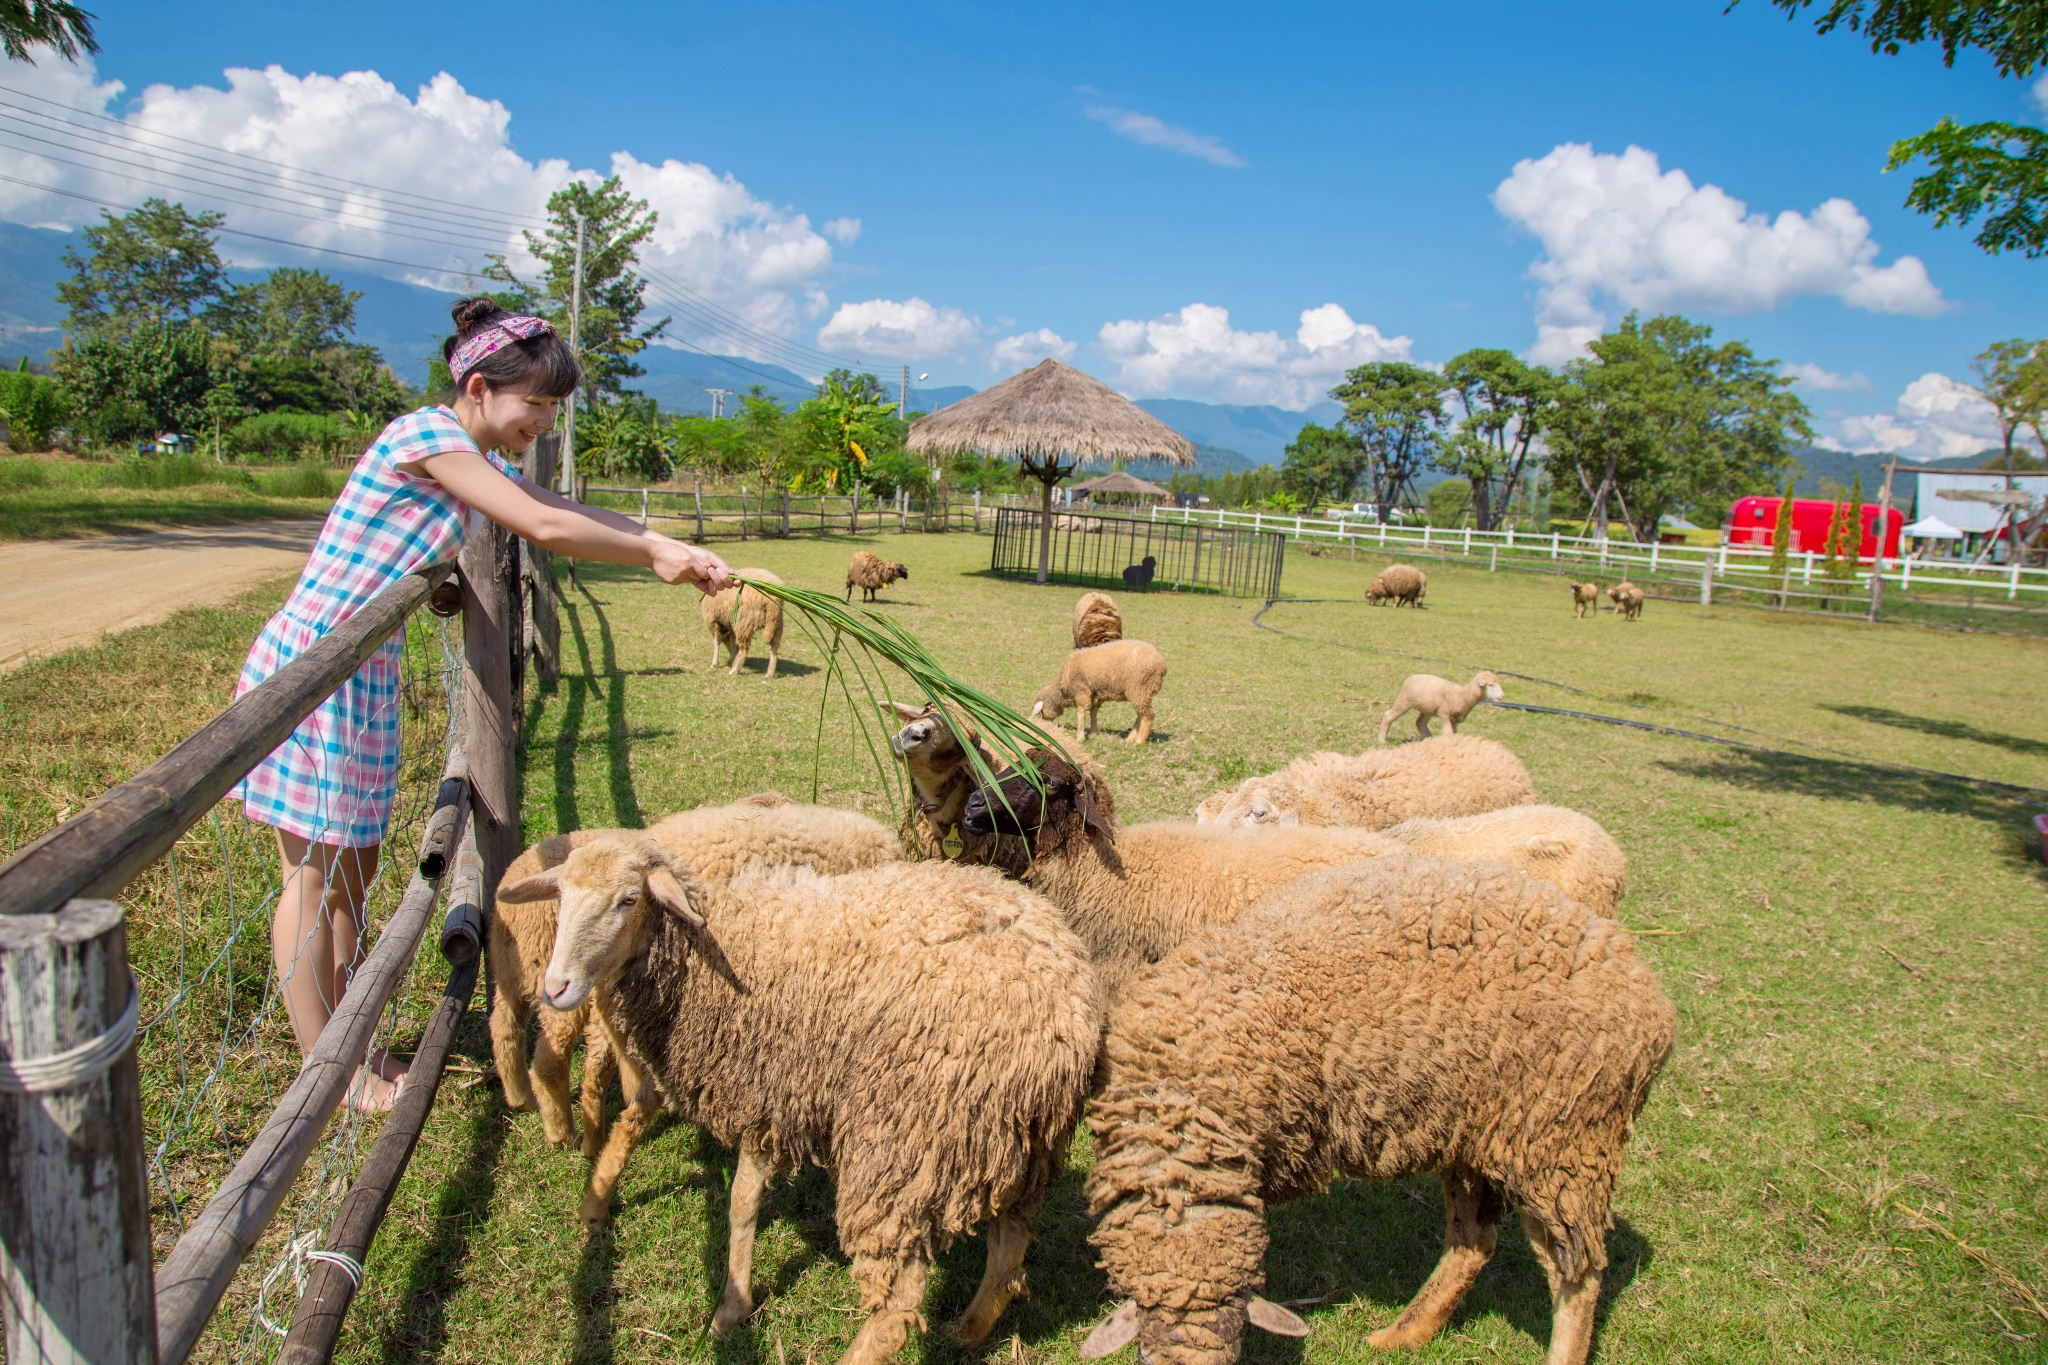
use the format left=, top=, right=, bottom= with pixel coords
left=271, top=829, right=401, bottom=1112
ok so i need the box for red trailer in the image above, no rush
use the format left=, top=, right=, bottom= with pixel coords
left=1723, top=496, right=1903, bottom=561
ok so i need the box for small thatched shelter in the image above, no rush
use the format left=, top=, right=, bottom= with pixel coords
left=1069, top=470, right=1171, bottom=506
left=907, top=359, right=1194, bottom=583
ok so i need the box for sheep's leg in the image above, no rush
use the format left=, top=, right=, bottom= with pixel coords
left=1129, top=699, right=1153, bottom=744
left=1519, top=1213, right=1601, bottom=1365
left=1376, top=708, right=1398, bottom=745
left=530, top=1001, right=585, bottom=1148
left=947, top=1210, right=1031, bottom=1345
left=487, top=934, right=536, bottom=1111
left=1444, top=710, right=1461, bottom=734
left=839, top=1255, right=929, bottom=1365
left=763, top=641, right=778, bottom=680
left=1367, top=1171, right=1499, bottom=1350
left=727, top=638, right=747, bottom=676
left=578, top=1016, right=615, bottom=1160
left=580, top=1017, right=660, bottom=1225
left=1414, top=712, right=1434, bottom=741
left=711, top=1140, right=772, bottom=1333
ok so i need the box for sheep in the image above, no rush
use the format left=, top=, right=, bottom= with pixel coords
left=1072, top=590, right=1123, bottom=649
left=882, top=699, right=1039, bottom=877
left=505, top=842, right=1099, bottom=1365
left=960, top=750, right=1618, bottom=1006
left=1570, top=581, right=1600, bottom=619
left=1365, top=562, right=1427, bottom=606
left=1196, top=734, right=1535, bottom=829
left=845, top=549, right=909, bottom=602
left=1033, top=638, right=1168, bottom=744
left=487, top=796, right=899, bottom=1155
left=1377, top=670, right=1504, bottom=744
left=700, top=567, right=785, bottom=679
left=1121, top=555, right=1157, bottom=590
left=1077, top=855, right=1676, bottom=1365
left=1612, top=582, right=1646, bottom=620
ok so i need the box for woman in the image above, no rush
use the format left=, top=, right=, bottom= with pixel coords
left=235, top=298, right=733, bottom=1111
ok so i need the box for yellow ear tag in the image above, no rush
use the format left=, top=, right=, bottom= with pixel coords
left=942, top=824, right=964, bottom=859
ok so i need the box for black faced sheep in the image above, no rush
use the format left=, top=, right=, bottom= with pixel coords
left=1121, top=555, right=1157, bottom=590
left=882, top=699, right=1037, bottom=877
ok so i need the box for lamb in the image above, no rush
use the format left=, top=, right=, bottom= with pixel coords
left=1365, top=562, right=1427, bottom=606
left=1377, top=670, right=1504, bottom=744
left=1032, top=638, right=1168, bottom=743
left=882, top=699, right=1038, bottom=877
left=1072, top=590, right=1123, bottom=649
left=1077, top=856, right=1676, bottom=1365
left=1611, top=581, right=1646, bottom=620
left=487, top=796, right=899, bottom=1155
left=1195, top=734, right=1535, bottom=829
left=700, top=568, right=784, bottom=679
left=1570, top=581, right=1600, bottom=619
left=506, top=841, right=1098, bottom=1365
left=845, top=549, right=909, bottom=602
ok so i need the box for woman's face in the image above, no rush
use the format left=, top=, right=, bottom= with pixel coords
left=462, top=375, right=563, bottom=453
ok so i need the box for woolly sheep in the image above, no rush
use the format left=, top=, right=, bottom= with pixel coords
left=1365, top=563, right=1427, bottom=606
left=1078, top=856, right=1675, bottom=1365
left=1033, top=638, right=1168, bottom=744
left=1195, top=733, right=1534, bottom=828
left=506, top=842, right=1098, bottom=1365
left=1072, top=591, right=1123, bottom=649
left=882, top=699, right=1036, bottom=877
left=1377, top=670, right=1504, bottom=744
left=845, top=549, right=909, bottom=602
left=1382, top=803, right=1627, bottom=915
left=700, top=567, right=785, bottom=679
left=1610, top=581, right=1645, bottom=620
left=487, top=796, right=898, bottom=1154
left=1570, top=581, right=1600, bottom=619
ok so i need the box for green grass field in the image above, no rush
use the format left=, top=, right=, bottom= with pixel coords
left=4, top=530, right=2044, bottom=1364
left=0, top=454, right=340, bottom=539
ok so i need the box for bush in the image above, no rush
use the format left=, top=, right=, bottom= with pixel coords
left=226, top=411, right=350, bottom=463
left=108, top=455, right=250, bottom=491
left=0, top=371, right=69, bottom=452
left=1427, top=477, right=1473, bottom=527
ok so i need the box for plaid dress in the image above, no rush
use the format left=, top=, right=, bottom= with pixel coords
left=234, top=406, right=523, bottom=847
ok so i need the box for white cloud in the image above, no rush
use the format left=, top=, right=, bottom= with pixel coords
left=1830, top=373, right=2001, bottom=459
left=821, top=217, right=862, bottom=246
left=1492, top=143, right=1946, bottom=364
left=816, top=297, right=980, bottom=360
left=0, top=60, right=841, bottom=349
left=1783, top=361, right=1871, bottom=393
left=990, top=328, right=1075, bottom=371
left=2032, top=71, right=2048, bottom=118
left=1084, top=106, right=1245, bottom=168
left=1097, top=302, right=1410, bottom=408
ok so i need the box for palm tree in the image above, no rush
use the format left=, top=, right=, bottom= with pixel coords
left=0, top=1, right=99, bottom=63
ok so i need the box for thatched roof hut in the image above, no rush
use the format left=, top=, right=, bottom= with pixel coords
left=1069, top=470, right=1171, bottom=505
left=907, top=359, right=1194, bottom=581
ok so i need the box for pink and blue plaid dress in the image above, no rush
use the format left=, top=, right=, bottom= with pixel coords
left=234, top=406, right=523, bottom=847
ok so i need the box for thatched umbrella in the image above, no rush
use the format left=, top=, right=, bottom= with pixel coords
left=907, top=359, right=1195, bottom=583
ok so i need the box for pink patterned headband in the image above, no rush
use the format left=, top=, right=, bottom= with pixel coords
left=448, top=315, right=555, bottom=386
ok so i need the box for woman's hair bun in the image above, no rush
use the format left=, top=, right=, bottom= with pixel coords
left=450, top=296, right=509, bottom=337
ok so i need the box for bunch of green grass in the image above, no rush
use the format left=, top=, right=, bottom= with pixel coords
left=254, top=462, right=341, bottom=499
left=108, top=454, right=248, bottom=491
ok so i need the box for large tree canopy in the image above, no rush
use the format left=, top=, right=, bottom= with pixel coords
left=1438, top=348, right=1554, bottom=532
left=58, top=199, right=232, bottom=339
left=0, top=0, right=98, bottom=64
left=1330, top=361, right=1450, bottom=522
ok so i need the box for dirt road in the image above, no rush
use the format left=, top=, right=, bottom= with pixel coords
left=0, top=520, right=320, bottom=672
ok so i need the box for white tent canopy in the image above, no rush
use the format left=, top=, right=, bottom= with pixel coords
left=1902, top=516, right=1964, bottom=539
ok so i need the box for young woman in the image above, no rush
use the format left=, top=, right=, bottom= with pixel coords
left=235, top=298, right=733, bottom=1111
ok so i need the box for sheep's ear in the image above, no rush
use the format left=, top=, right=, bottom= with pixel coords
left=646, top=867, right=706, bottom=931
left=1080, top=786, right=1115, bottom=845
left=1030, top=700, right=1045, bottom=717
left=884, top=700, right=929, bottom=722
left=496, top=868, right=562, bottom=902
left=1080, top=1301, right=1141, bottom=1359
left=1245, top=1298, right=1310, bottom=1337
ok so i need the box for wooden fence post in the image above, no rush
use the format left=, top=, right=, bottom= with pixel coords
left=694, top=480, right=705, bottom=541
left=781, top=489, right=790, bottom=538
left=1, top=899, right=156, bottom=1365
left=523, top=435, right=561, bottom=684
left=460, top=526, right=520, bottom=896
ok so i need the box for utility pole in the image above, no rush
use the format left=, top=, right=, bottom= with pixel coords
left=707, top=387, right=731, bottom=419
left=1869, top=457, right=1897, bottom=623
left=899, top=363, right=908, bottom=420
left=562, top=211, right=586, bottom=499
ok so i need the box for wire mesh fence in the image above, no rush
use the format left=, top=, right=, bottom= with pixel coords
left=581, top=483, right=986, bottom=539
left=989, top=507, right=1286, bottom=598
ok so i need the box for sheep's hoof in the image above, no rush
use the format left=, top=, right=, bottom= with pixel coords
left=710, top=1286, right=754, bottom=1335
left=1365, top=1322, right=1430, bottom=1351
left=580, top=1126, right=605, bottom=1161
left=578, top=1191, right=612, bottom=1226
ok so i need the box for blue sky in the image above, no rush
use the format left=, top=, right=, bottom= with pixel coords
left=13, top=0, right=2048, bottom=453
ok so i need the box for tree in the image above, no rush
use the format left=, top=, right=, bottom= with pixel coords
left=1439, top=348, right=1554, bottom=530
left=1767, top=476, right=1797, bottom=577
left=0, top=368, right=67, bottom=451
left=1278, top=421, right=1369, bottom=507
left=63, top=321, right=216, bottom=444
left=1329, top=361, right=1450, bottom=522
left=229, top=267, right=361, bottom=360
left=1427, top=477, right=1474, bottom=527
left=57, top=199, right=232, bottom=340
left=1969, top=337, right=2048, bottom=473
left=579, top=395, right=668, bottom=482
left=786, top=372, right=905, bottom=494
left=1759, top=0, right=2048, bottom=255
left=0, top=0, right=97, bottom=63
left=485, top=176, right=664, bottom=403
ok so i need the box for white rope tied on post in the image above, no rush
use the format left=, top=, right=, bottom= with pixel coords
left=0, top=972, right=138, bottom=1094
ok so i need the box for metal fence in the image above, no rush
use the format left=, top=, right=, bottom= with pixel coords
left=989, top=507, right=1286, bottom=599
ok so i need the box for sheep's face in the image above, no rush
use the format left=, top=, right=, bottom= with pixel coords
left=1474, top=670, right=1504, bottom=703
left=885, top=701, right=968, bottom=765
left=1204, top=784, right=1297, bottom=829
left=499, top=838, right=704, bottom=1011
left=961, top=751, right=1113, bottom=855
left=1030, top=686, right=1068, bottom=722
left=1081, top=1204, right=1306, bottom=1365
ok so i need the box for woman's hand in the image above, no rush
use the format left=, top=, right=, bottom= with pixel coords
left=652, top=539, right=735, bottom=592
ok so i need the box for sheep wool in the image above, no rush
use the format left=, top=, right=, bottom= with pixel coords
left=1381, top=804, right=1627, bottom=915
left=1365, top=563, right=1427, bottom=606
left=1032, top=638, right=1168, bottom=744
left=1072, top=590, right=1124, bottom=649
left=846, top=549, right=910, bottom=602
left=1083, top=856, right=1675, bottom=1365
left=700, top=568, right=785, bottom=678
left=1195, top=733, right=1534, bottom=828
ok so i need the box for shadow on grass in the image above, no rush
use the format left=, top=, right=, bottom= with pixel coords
left=1821, top=703, right=2048, bottom=760
left=1659, top=747, right=2041, bottom=834
left=554, top=583, right=644, bottom=831
left=573, top=1221, right=620, bottom=1365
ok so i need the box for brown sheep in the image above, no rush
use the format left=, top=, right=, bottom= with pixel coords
left=1194, top=734, right=1534, bottom=829
left=1033, top=638, right=1168, bottom=743
left=509, top=842, right=1098, bottom=1365
left=1079, top=856, right=1675, bottom=1365
left=1365, top=562, right=1427, bottom=606
left=1570, top=581, right=1600, bottom=618
left=1377, top=670, right=1504, bottom=744
left=882, top=699, right=1037, bottom=877
left=1612, top=582, right=1645, bottom=620
left=845, top=549, right=909, bottom=602
left=700, top=567, right=784, bottom=678
left=1072, top=590, right=1123, bottom=649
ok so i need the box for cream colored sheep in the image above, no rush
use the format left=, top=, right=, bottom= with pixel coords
left=510, top=842, right=1097, bottom=1365
left=1571, top=581, right=1600, bottom=619
left=1195, top=734, right=1535, bottom=828
left=1382, top=804, right=1627, bottom=914
left=1033, top=638, right=1168, bottom=743
left=1365, top=563, right=1427, bottom=606
left=1072, top=591, right=1123, bottom=649
left=845, top=549, right=909, bottom=602
left=701, top=568, right=784, bottom=678
left=1613, top=582, right=1645, bottom=620
left=1377, top=670, right=1503, bottom=744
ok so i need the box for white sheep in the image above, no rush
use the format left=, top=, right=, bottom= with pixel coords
left=1033, top=638, right=1168, bottom=744
left=700, top=568, right=785, bottom=678
left=1377, top=670, right=1503, bottom=744
left=1195, top=734, right=1535, bottom=829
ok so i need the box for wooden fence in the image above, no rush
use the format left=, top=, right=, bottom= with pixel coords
left=582, top=483, right=991, bottom=540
